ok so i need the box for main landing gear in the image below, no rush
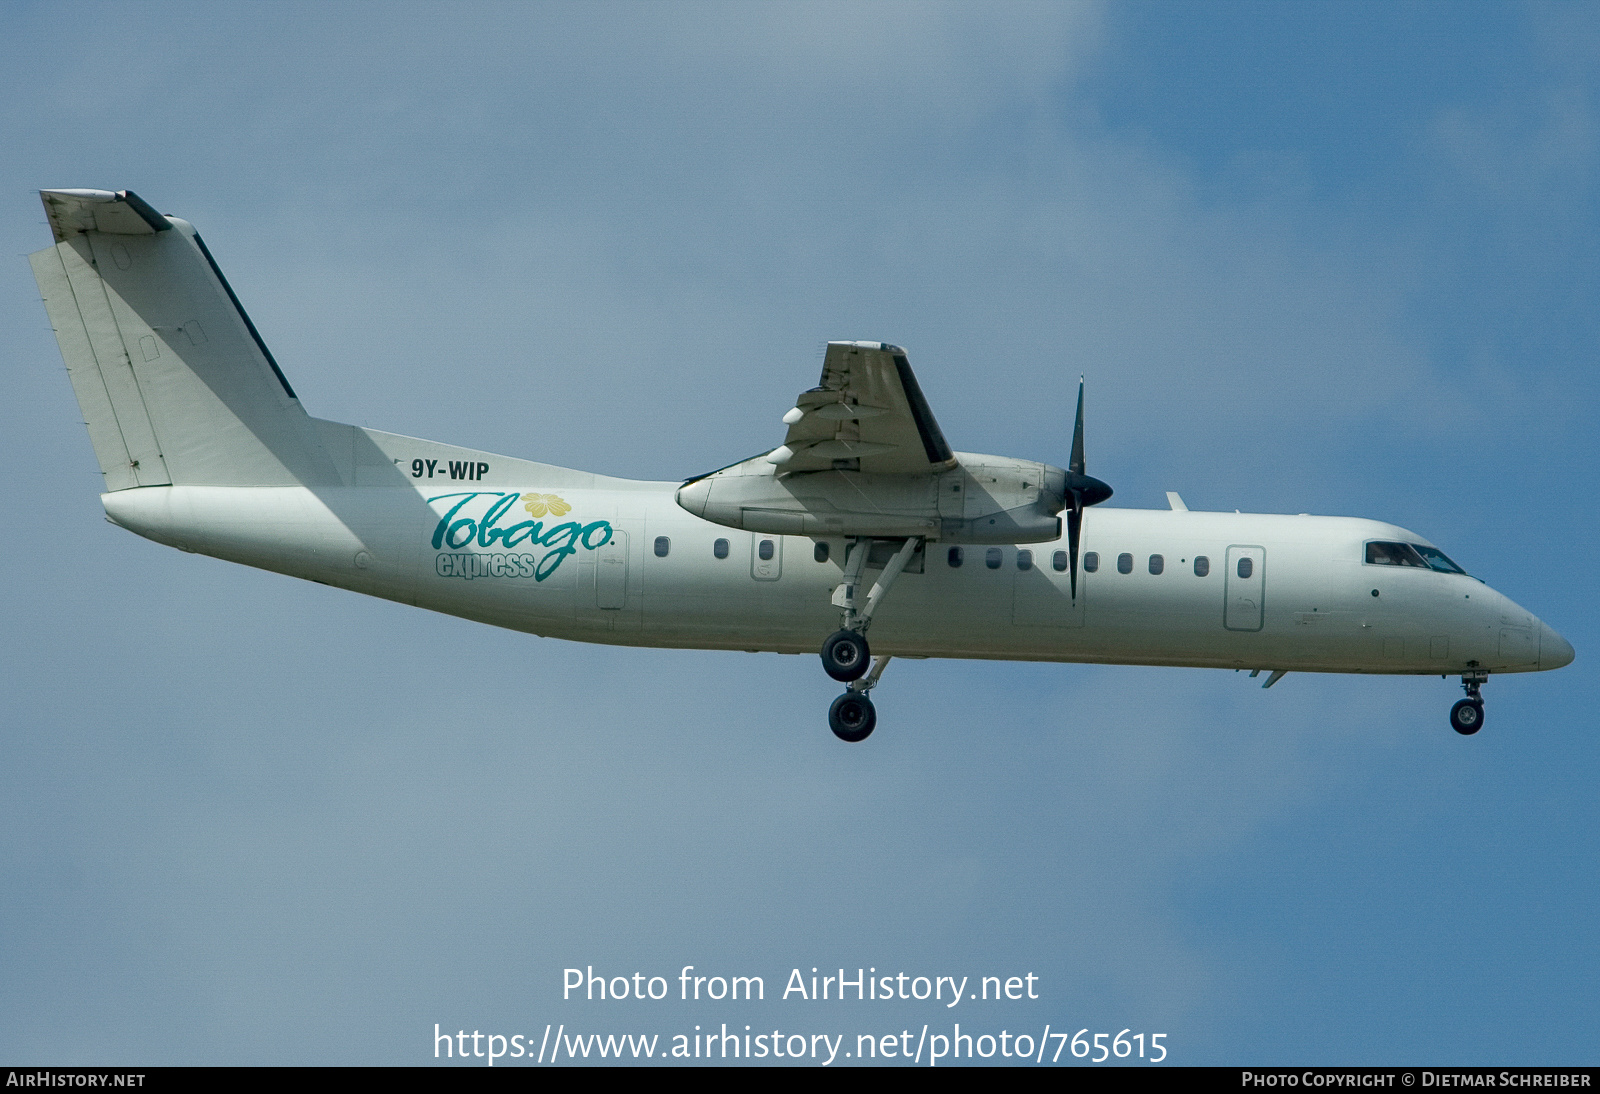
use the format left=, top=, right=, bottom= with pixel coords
left=1450, top=669, right=1488, bottom=735
left=820, top=537, right=920, bottom=742
left=821, top=629, right=870, bottom=682
left=829, top=656, right=891, bottom=742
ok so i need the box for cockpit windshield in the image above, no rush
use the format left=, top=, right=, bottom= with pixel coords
left=1365, top=541, right=1428, bottom=568
left=1364, top=540, right=1468, bottom=575
left=1412, top=544, right=1468, bottom=575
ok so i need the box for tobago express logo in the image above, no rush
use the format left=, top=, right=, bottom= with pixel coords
left=430, top=491, right=612, bottom=582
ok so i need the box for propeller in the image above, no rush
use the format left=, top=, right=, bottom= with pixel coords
left=1063, top=376, right=1113, bottom=601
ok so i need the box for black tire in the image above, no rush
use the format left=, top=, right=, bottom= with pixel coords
left=829, top=692, right=876, bottom=743
left=1450, top=698, right=1485, bottom=735
left=820, top=629, right=871, bottom=682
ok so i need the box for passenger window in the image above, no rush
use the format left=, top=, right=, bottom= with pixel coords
left=1017, top=549, right=1033, bottom=571
left=1053, top=550, right=1068, bottom=572
left=1117, top=552, right=1133, bottom=574
left=714, top=538, right=729, bottom=559
left=814, top=541, right=829, bottom=564
left=758, top=539, right=775, bottom=561
left=1193, top=555, right=1209, bottom=577
left=1237, top=556, right=1253, bottom=579
left=1083, top=552, right=1099, bottom=573
left=1149, top=554, right=1164, bottom=575
left=653, top=536, right=670, bottom=558
left=985, top=547, right=1003, bottom=570
left=948, top=546, right=964, bottom=568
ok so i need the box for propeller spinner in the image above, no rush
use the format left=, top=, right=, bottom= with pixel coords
left=1063, top=377, right=1113, bottom=600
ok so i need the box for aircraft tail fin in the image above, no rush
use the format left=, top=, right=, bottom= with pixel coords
left=29, top=189, right=338, bottom=490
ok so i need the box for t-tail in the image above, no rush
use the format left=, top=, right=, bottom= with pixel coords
left=28, top=189, right=605, bottom=612
left=29, top=188, right=340, bottom=490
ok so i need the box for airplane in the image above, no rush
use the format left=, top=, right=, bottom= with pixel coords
left=28, top=188, right=1574, bottom=743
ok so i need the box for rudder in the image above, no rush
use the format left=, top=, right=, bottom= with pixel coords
left=30, top=189, right=337, bottom=490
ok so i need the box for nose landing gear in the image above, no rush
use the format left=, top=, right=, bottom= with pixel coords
left=1450, top=699, right=1483, bottom=735
left=1450, top=670, right=1488, bottom=735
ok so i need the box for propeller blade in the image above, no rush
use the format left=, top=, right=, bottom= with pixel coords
left=1069, top=376, right=1086, bottom=476
left=1064, top=376, right=1110, bottom=598
left=1066, top=492, right=1082, bottom=601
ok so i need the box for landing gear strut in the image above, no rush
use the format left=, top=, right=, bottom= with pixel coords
left=1450, top=669, right=1488, bottom=735
left=820, top=537, right=919, bottom=740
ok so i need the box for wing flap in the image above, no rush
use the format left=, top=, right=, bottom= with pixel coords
left=775, top=342, right=956, bottom=474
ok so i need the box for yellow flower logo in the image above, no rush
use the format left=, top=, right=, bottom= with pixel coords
left=521, top=492, right=572, bottom=518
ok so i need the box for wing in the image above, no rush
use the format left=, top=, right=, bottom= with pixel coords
left=770, top=342, right=957, bottom=474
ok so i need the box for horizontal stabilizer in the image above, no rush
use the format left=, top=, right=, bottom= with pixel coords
left=42, top=189, right=170, bottom=242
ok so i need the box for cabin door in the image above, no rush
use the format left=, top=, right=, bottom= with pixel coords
left=1224, top=545, right=1265, bottom=631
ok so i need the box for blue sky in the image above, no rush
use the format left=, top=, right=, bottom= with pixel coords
left=1, top=1, right=1595, bottom=1065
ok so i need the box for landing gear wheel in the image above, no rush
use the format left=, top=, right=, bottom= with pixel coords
left=829, top=692, right=876, bottom=743
left=1450, top=698, right=1485, bottom=735
left=820, top=629, right=871, bottom=682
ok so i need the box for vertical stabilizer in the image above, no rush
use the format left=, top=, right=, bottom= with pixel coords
left=30, top=189, right=338, bottom=490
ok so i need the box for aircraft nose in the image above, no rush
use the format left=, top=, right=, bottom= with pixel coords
left=1541, top=622, right=1575, bottom=670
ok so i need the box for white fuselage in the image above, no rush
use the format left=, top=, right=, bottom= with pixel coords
left=97, top=427, right=1571, bottom=678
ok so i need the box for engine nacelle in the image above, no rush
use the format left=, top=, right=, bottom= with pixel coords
left=675, top=451, right=1066, bottom=544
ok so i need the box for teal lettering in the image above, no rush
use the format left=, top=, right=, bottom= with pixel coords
left=428, top=493, right=485, bottom=549
left=498, top=520, right=542, bottom=548
left=535, top=548, right=574, bottom=580
left=477, top=493, right=521, bottom=547
left=426, top=494, right=611, bottom=583
left=534, top=524, right=578, bottom=580
left=541, top=521, right=582, bottom=552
